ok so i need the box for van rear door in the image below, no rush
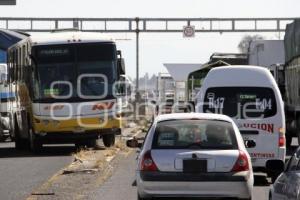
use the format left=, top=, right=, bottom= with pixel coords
left=202, top=87, right=280, bottom=162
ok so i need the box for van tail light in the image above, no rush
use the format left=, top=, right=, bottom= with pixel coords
left=278, top=127, right=285, bottom=147
left=140, top=150, right=158, bottom=171
left=231, top=151, right=249, bottom=172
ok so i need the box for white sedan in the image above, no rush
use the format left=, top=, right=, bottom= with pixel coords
left=127, top=113, right=254, bottom=200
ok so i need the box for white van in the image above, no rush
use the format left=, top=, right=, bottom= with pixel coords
left=196, top=66, right=286, bottom=182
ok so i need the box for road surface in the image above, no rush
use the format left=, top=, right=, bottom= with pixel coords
left=90, top=139, right=298, bottom=200
left=90, top=152, right=270, bottom=200
left=0, top=141, right=73, bottom=200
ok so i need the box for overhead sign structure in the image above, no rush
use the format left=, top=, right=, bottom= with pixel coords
left=0, top=0, right=16, bottom=5
left=183, top=25, right=195, bottom=38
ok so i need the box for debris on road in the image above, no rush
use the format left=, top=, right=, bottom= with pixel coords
left=26, top=126, right=145, bottom=200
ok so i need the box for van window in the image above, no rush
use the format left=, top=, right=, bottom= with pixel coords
left=203, top=87, right=277, bottom=119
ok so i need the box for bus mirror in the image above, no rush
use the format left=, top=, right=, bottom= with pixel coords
left=29, top=54, right=37, bottom=66
left=117, top=58, right=125, bottom=75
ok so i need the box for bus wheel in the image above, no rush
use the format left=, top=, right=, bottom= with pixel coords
left=29, top=128, right=42, bottom=153
left=103, top=134, right=115, bottom=147
left=14, top=121, right=29, bottom=150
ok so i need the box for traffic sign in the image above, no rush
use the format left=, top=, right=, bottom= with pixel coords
left=183, top=25, right=195, bottom=37
left=0, top=0, right=16, bottom=5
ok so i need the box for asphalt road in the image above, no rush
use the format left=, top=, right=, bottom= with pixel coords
left=0, top=141, right=74, bottom=200
left=90, top=140, right=299, bottom=200
left=0, top=137, right=297, bottom=200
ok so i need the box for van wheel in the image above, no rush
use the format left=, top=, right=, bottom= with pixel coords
left=29, top=128, right=42, bottom=153
left=103, top=134, right=115, bottom=147
left=137, top=194, right=151, bottom=200
left=271, top=173, right=279, bottom=183
left=269, top=192, right=272, bottom=200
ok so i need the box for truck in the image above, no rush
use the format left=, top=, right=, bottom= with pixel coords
left=283, top=19, right=300, bottom=147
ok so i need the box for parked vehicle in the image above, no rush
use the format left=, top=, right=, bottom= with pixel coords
left=196, top=66, right=286, bottom=182
left=127, top=113, right=254, bottom=200
left=0, top=63, right=15, bottom=142
left=283, top=19, right=300, bottom=147
left=269, top=147, right=300, bottom=200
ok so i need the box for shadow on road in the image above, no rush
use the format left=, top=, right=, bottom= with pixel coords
left=0, top=142, right=76, bottom=158
left=254, top=174, right=270, bottom=186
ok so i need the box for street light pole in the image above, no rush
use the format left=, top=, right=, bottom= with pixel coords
left=136, top=17, right=140, bottom=95
left=135, top=17, right=140, bottom=120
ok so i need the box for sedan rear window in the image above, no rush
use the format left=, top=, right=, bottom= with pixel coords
left=152, top=119, right=238, bottom=150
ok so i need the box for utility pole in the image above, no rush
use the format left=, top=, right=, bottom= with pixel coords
left=135, top=17, right=140, bottom=120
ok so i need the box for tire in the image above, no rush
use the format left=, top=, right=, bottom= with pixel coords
left=29, top=128, right=42, bottom=153
left=271, top=173, right=279, bottom=183
left=14, top=120, right=29, bottom=150
left=269, top=192, right=272, bottom=200
left=137, top=194, right=151, bottom=200
left=102, top=134, right=115, bottom=147
left=298, top=132, right=300, bottom=146
left=9, top=117, right=15, bottom=142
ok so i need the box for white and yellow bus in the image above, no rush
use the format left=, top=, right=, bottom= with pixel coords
left=7, top=31, right=126, bottom=152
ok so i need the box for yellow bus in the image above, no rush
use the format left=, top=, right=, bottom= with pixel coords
left=7, top=31, right=125, bottom=152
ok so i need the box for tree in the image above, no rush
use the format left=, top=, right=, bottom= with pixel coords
left=238, top=34, right=265, bottom=53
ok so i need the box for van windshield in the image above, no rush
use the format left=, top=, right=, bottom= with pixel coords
left=203, top=87, right=277, bottom=119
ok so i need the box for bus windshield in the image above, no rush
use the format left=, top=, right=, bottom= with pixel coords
left=203, top=87, right=277, bottom=119
left=32, top=43, right=117, bottom=102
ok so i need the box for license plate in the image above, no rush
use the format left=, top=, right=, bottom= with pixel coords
left=183, top=159, right=207, bottom=173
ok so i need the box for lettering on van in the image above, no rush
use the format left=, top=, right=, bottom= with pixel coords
left=242, top=123, right=274, bottom=133
left=44, top=105, right=64, bottom=111
left=250, top=153, right=275, bottom=158
left=92, top=102, right=114, bottom=111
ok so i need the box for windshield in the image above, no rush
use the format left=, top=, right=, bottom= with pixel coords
left=32, top=43, right=117, bottom=102
left=152, top=119, right=238, bottom=150
left=203, top=87, right=277, bottom=119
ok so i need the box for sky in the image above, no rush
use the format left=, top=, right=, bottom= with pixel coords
left=0, top=0, right=299, bottom=78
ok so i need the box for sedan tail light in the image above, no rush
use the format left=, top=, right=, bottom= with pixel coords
left=140, top=150, right=158, bottom=171
left=231, top=151, right=249, bottom=172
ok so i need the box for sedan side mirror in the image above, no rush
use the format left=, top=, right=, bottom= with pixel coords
left=245, top=140, right=256, bottom=148
left=126, top=138, right=142, bottom=148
